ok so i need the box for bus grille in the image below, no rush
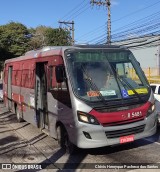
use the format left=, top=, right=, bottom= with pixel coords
left=105, top=124, right=145, bottom=139
left=102, top=117, right=144, bottom=127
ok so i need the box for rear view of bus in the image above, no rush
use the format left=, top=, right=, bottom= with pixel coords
left=63, top=45, right=157, bottom=149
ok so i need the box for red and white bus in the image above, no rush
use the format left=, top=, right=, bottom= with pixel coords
left=3, top=45, right=157, bottom=153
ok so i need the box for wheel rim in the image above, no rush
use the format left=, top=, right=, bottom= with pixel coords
left=17, top=109, right=20, bottom=120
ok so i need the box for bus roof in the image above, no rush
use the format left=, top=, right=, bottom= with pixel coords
left=5, top=44, right=128, bottom=63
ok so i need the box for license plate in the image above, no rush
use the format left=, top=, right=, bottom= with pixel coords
left=120, top=135, right=134, bottom=144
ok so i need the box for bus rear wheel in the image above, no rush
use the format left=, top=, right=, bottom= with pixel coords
left=56, top=125, right=77, bottom=154
left=15, top=106, right=24, bottom=123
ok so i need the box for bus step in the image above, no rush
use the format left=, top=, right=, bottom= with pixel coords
left=41, top=128, right=49, bottom=136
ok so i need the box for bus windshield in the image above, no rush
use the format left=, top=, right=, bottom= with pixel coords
left=65, top=49, right=149, bottom=102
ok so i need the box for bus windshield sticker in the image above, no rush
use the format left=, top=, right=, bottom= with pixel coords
left=87, top=90, right=116, bottom=97
left=87, top=91, right=100, bottom=97
left=128, top=88, right=148, bottom=95
left=121, top=89, right=129, bottom=98
left=100, top=90, right=116, bottom=96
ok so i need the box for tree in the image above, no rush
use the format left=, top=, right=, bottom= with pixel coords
left=28, top=26, right=71, bottom=49
left=0, top=22, right=30, bottom=59
left=28, top=26, right=48, bottom=49
left=45, top=28, right=71, bottom=46
left=0, top=22, right=72, bottom=62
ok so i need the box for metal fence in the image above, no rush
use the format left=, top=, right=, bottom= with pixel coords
left=142, top=67, right=160, bottom=84
left=127, top=67, right=160, bottom=84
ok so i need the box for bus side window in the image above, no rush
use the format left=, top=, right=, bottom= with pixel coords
left=49, top=66, right=71, bottom=108
left=49, top=66, right=67, bottom=91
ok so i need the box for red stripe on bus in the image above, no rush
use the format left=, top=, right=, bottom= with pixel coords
left=89, top=101, right=151, bottom=126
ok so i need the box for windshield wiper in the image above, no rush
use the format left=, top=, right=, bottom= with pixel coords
left=80, top=64, right=108, bottom=105
left=111, top=66, right=143, bottom=102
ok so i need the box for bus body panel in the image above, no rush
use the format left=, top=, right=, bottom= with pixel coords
left=67, top=93, right=157, bottom=148
left=3, top=45, right=158, bottom=149
left=74, top=112, right=157, bottom=148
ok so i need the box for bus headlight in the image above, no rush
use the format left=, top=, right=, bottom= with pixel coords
left=77, top=111, right=100, bottom=125
left=146, top=104, right=155, bottom=117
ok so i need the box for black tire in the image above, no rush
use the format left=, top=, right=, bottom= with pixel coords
left=57, top=125, right=77, bottom=154
left=16, top=106, right=24, bottom=123
left=157, top=118, right=160, bottom=129
left=57, top=125, right=66, bottom=148
left=64, top=132, right=77, bottom=154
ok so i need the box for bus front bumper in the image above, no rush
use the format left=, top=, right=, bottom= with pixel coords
left=72, top=111, right=157, bottom=149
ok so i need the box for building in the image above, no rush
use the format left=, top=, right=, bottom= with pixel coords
left=114, top=35, right=160, bottom=77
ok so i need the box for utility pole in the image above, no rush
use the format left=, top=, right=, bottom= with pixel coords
left=91, top=0, right=111, bottom=45
left=156, top=45, right=160, bottom=75
left=58, top=21, right=75, bottom=45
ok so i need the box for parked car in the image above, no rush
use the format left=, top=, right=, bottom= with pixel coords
left=150, top=83, right=160, bottom=102
left=150, top=83, right=160, bottom=123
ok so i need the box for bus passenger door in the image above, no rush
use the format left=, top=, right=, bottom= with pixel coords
left=7, top=66, right=13, bottom=110
left=35, top=62, right=48, bottom=129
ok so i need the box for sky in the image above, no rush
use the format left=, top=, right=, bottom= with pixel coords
left=1, top=0, right=160, bottom=44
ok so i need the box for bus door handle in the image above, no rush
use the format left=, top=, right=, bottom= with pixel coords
left=57, top=107, right=63, bottom=111
left=56, top=106, right=63, bottom=111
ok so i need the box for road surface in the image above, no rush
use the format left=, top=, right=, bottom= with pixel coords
left=0, top=102, right=160, bottom=172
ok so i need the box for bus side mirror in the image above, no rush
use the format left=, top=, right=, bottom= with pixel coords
left=55, top=65, right=65, bottom=83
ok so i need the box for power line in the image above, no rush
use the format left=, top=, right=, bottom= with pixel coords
left=60, top=0, right=87, bottom=20
left=94, top=9, right=160, bottom=44
left=112, top=19, right=160, bottom=41
left=90, top=0, right=111, bottom=44
left=84, top=0, right=160, bottom=44
left=112, top=0, right=160, bottom=23
left=67, top=5, right=90, bottom=21
left=76, top=24, right=106, bottom=41
left=127, top=37, right=160, bottom=48
left=111, top=11, right=160, bottom=34
left=77, top=25, right=106, bottom=43
left=59, top=0, right=90, bottom=22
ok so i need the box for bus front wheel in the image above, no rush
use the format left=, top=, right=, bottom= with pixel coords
left=56, top=125, right=77, bottom=154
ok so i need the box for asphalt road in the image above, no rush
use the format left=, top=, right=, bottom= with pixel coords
left=0, top=102, right=160, bottom=172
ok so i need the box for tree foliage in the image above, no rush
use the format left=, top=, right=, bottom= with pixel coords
left=0, top=22, right=30, bottom=59
left=28, top=26, right=71, bottom=49
left=28, top=26, right=48, bottom=49
left=0, top=22, right=71, bottom=69
left=45, top=28, right=71, bottom=46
